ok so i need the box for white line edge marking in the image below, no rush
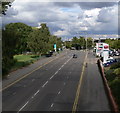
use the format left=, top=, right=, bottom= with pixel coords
left=42, top=81, right=48, bottom=88
left=51, top=103, right=54, bottom=108
left=18, top=101, right=29, bottom=112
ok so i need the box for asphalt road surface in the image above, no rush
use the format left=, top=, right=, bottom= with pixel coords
left=2, top=50, right=111, bottom=112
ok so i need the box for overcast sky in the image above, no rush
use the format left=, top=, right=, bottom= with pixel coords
left=2, top=0, right=119, bottom=39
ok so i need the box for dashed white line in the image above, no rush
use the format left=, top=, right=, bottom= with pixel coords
left=13, top=92, right=16, bottom=95
left=55, top=71, right=58, bottom=75
left=51, top=103, right=54, bottom=108
left=23, top=85, right=26, bottom=87
left=58, top=91, right=61, bottom=95
left=58, top=67, right=62, bottom=71
left=18, top=101, right=29, bottom=112
left=34, top=90, right=40, bottom=96
left=49, top=75, right=54, bottom=80
left=42, top=81, right=48, bottom=88
left=32, top=79, right=35, bottom=82
left=49, top=57, right=72, bottom=80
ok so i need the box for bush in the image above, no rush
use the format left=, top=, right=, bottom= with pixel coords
left=105, top=69, right=116, bottom=82
left=2, top=57, right=17, bottom=76
left=30, top=55, right=39, bottom=58
left=113, top=68, right=120, bottom=76
left=110, top=62, right=120, bottom=69
left=109, top=78, right=120, bottom=110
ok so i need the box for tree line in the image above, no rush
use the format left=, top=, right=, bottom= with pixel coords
left=105, top=39, right=120, bottom=49
left=65, top=36, right=93, bottom=50
left=2, top=22, right=63, bottom=75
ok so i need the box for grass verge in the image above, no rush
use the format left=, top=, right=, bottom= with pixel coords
left=11, top=54, right=40, bottom=71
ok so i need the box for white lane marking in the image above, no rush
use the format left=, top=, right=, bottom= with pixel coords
left=42, top=81, right=48, bottom=88
left=13, top=92, right=16, bottom=95
left=49, top=57, right=72, bottom=80
left=32, top=79, right=35, bottom=82
left=64, top=63, right=66, bottom=65
left=51, top=103, right=54, bottom=108
left=49, top=75, right=54, bottom=80
left=58, top=91, right=61, bottom=95
left=58, top=67, right=62, bottom=71
left=55, top=71, right=58, bottom=75
left=64, top=82, right=66, bottom=85
left=23, top=85, right=26, bottom=87
left=18, top=101, right=29, bottom=112
left=34, top=90, right=40, bottom=96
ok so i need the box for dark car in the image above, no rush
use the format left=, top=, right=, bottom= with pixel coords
left=73, top=54, right=77, bottom=58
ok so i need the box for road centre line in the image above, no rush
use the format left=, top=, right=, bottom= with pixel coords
left=72, top=52, right=88, bottom=113
left=2, top=54, right=65, bottom=91
left=18, top=101, right=29, bottom=112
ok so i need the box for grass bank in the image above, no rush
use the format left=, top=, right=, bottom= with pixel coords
left=11, top=54, right=40, bottom=71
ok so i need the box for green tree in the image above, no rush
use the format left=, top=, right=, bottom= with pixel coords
left=5, top=23, right=32, bottom=54
left=79, top=36, right=86, bottom=49
left=87, top=37, right=93, bottom=48
left=27, top=23, right=51, bottom=54
left=2, top=29, right=18, bottom=75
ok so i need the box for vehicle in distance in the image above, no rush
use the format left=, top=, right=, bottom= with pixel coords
left=73, top=54, right=77, bottom=58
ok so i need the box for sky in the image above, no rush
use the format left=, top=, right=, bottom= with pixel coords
left=2, top=0, right=119, bottom=40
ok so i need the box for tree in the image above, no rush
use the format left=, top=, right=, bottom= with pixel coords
left=27, top=23, right=51, bottom=54
left=79, top=36, right=86, bottom=49
left=87, top=37, right=93, bottom=48
left=1, top=1, right=15, bottom=15
left=5, top=23, right=32, bottom=54
left=2, top=29, right=18, bottom=75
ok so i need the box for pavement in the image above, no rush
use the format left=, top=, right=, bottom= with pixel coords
left=2, top=49, right=112, bottom=112
left=77, top=50, right=111, bottom=111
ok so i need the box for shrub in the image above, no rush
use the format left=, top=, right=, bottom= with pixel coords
left=109, top=78, right=120, bottom=110
left=110, top=62, right=120, bottom=69
left=105, top=69, right=116, bottom=82
left=113, top=68, right=120, bottom=76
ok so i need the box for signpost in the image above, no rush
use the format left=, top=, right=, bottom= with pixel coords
left=54, top=44, right=57, bottom=52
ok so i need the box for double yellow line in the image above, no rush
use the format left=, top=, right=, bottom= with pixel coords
left=72, top=52, right=88, bottom=113
left=1, top=54, right=65, bottom=91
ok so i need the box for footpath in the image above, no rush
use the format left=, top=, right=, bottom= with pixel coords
left=2, top=50, right=68, bottom=90
left=77, top=50, right=112, bottom=111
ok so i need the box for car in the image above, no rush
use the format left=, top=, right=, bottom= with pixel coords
left=73, top=54, right=77, bottom=58
left=115, top=51, right=119, bottom=56
left=103, top=62, right=110, bottom=67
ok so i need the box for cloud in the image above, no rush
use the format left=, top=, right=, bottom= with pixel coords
left=2, top=1, right=118, bottom=39
left=54, top=2, right=117, bottom=10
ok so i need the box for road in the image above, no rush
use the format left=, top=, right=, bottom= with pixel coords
left=2, top=50, right=111, bottom=112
